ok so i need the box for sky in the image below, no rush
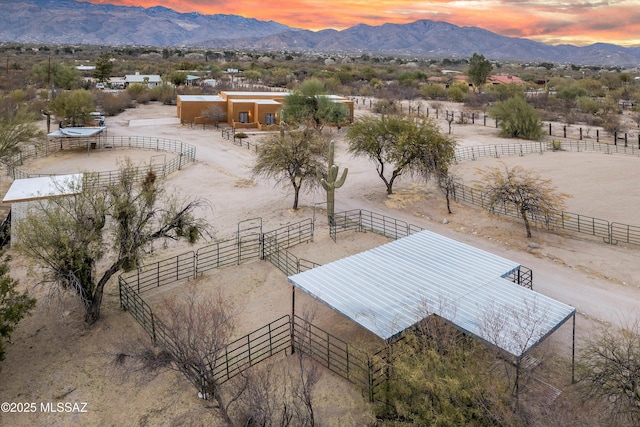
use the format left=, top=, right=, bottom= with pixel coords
left=86, top=0, right=640, bottom=47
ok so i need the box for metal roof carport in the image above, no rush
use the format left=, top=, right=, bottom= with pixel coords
left=47, top=126, right=107, bottom=155
left=288, top=230, right=576, bottom=379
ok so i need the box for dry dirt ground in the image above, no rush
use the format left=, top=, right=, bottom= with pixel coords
left=1, top=100, right=640, bottom=426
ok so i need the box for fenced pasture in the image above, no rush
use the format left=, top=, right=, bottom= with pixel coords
left=6, top=136, right=196, bottom=184
left=119, top=209, right=538, bottom=402
left=451, top=141, right=640, bottom=246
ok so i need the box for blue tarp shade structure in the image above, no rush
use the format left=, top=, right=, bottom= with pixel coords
left=288, top=230, right=576, bottom=364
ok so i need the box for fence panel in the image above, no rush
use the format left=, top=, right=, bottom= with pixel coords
left=124, top=251, right=196, bottom=294
left=262, top=219, right=314, bottom=252
left=209, top=315, right=292, bottom=384
left=359, top=210, right=410, bottom=240
left=555, top=211, right=610, bottom=240
left=239, top=232, right=262, bottom=262
left=292, top=315, right=373, bottom=393
left=119, top=277, right=157, bottom=341
left=195, top=238, right=242, bottom=274
left=611, top=222, right=640, bottom=245
left=505, top=266, right=533, bottom=290
left=331, top=210, right=362, bottom=235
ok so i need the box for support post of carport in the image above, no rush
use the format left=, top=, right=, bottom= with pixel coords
left=290, top=285, right=296, bottom=354
left=571, top=313, right=576, bottom=383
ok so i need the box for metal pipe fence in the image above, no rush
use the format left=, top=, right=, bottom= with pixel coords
left=450, top=141, right=640, bottom=245
left=209, top=315, right=292, bottom=385
left=6, top=136, right=196, bottom=183
left=292, top=315, right=386, bottom=402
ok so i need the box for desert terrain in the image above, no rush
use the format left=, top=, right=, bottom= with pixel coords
left=1, top=99, right=640, bottom=426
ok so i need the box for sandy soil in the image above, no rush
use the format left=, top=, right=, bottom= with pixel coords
left=2, top=100, right=640, bottom=426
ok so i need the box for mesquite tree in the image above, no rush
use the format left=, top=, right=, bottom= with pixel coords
left=475, top=162, right=569, bottom=238
left=253, top=128, right=328, bottom=210
left=347, top=114, right=456, bottom=195
left=16, top=160, right=208, bottom=324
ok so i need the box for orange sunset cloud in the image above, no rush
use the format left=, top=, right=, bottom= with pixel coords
left=85, top=0, right=640, bottom=47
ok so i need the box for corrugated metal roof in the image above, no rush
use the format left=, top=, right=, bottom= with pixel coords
left=288, top=230, right=575, bottom=358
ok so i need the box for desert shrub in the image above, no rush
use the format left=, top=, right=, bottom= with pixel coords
left=420, top=83, right=447, bottom=100
left=447, top=83, right=468, bottom=102
left=490, top=96, right=543, bottom=140
left=373, top=98, right=400, bottom=115
left=149, top=84, right=176, bottom=105
left=98, top=92, right=132, bottom=116
left=576, top=96, right=600, bottom=114
left=463, top=92, right=497, bottom=108
left=126, top=83, right=151, bottom=103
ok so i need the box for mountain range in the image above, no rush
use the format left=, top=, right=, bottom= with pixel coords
left=2, top=0, right=640, bottom=67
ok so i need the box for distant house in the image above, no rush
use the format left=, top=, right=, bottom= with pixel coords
left=186, top=75, right=201, bottom=86
left=488, top=75, right=525, bottom=85
left=123, top=72, right=163, bottom=88
left=176, top=91, right=354, bottom=129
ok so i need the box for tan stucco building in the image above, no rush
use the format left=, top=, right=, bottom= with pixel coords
left=176, top=91, right=354, bottom=129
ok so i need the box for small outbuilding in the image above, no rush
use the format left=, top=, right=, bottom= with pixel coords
left=2, top=174, right=83, bottom=245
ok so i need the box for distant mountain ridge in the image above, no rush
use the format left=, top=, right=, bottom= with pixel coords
left=2, top=0, right=640, bottom=66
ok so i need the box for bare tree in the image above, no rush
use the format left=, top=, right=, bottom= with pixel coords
left=159, top=289, right=240, bottom=425
left=437, top=172, right=460, bottom=214
left=235, top=354, right=320, bottom=426
left=203, top=105, right=227, bottom=128
left=474, top=162, right=570, bottom=238
left=155, top=288, right=320, bottom=426
left=578, top=317, right=640, bottom=426
left=479, top=297, right=551, bottom=396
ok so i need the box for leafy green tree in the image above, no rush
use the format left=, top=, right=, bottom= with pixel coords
left=490, top=96, right=543, bottom=140
left=0, top=106, right=42, bottom=161
left=32, top=62, right=81, bottom=90
left=467, top=53, right=492, bottom=93
left=93, top=53, right=114, bottom=83
left=346, top=115, right=456, bottom=195
left=283, top=79, right=348, bottom=132
left=16, top=161, right=208, bottom=324
left=420, top=83, right=447, bottom=100
left=576, top=96, right=600, bottom=114
left=149, top=84, right=176, bottom=105
left=253, top=129, right=328, bottom=210
left=475, top=162, right=570, bottom=238
left=0, top=259, right=36, bottom=367
left=50, top=89, right=95, bottom=127
left=168, top=71, right=188, bottom=86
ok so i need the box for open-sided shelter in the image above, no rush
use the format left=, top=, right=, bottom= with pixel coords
left=46, top=126, right=107, bottom=154
left=289, top=229, right=576, bottom=375
left=2, top=174, right=83, bottom=245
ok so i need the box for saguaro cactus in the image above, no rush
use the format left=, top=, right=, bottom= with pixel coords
left=319, top=140, right=348, bottom=224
